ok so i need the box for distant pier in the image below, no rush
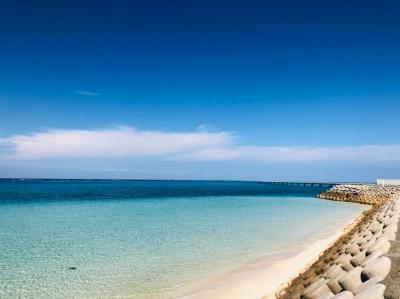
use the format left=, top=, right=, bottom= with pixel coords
left=257, top=181, right=338, bottom=188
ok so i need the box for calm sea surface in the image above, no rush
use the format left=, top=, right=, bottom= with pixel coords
left=0, top=180, right=365, bottom=298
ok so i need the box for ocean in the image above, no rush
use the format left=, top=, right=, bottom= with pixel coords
left=0, top=180, right=365, bottom=298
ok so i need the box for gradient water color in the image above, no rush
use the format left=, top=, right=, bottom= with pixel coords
left=0, top=180, right=366, bottom=298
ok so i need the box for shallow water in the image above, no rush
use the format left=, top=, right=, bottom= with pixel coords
left=0, top=180, right=365, bottom=298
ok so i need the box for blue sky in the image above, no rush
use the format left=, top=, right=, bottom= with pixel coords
left=0, top=0, right=399, bottom=181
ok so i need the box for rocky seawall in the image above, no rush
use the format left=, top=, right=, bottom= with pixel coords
left=318, top=184, right=400, bottom=205
left=276, top=184, right=400, bottom=299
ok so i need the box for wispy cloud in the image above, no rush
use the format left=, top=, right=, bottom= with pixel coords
left=0, top=126, right=399, bottom=164
left=177, top=145, right=400, bottom=163
left=196, top=123, right=219, bottom=132
left=74, top=90, right=101, bottom=96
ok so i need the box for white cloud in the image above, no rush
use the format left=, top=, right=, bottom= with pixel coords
left=74, top=90, right=101, bottom=96
left=0, top=127, right=232, bottom=160
left=1, top=126, right=399, bottom=164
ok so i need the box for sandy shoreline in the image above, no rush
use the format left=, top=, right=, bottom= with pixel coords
left=182, top=205, right=369, bottom=299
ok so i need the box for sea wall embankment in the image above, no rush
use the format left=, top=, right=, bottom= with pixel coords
left=318, top=184, right=400, bottom=205
left=276, top=184, right=400, bottom=299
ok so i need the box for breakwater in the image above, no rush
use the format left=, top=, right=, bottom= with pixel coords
left=318, top=184, right=399, bottom=205
left=276, top=184, right=400, bottom=299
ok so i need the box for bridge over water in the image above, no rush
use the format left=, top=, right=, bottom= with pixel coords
left=257, top=181, right=355, bottom=188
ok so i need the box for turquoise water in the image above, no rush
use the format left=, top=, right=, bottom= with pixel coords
left=0, top=180, right=365, bottom=298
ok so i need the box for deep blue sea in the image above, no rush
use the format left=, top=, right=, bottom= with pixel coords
left=0, top=180, right=365, bottom=298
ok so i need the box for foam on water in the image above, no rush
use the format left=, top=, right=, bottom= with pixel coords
left=0, top=180, right=366, bottom=298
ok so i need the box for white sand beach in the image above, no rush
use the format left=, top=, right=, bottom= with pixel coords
left=183, top=209, right=368, bottom=299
